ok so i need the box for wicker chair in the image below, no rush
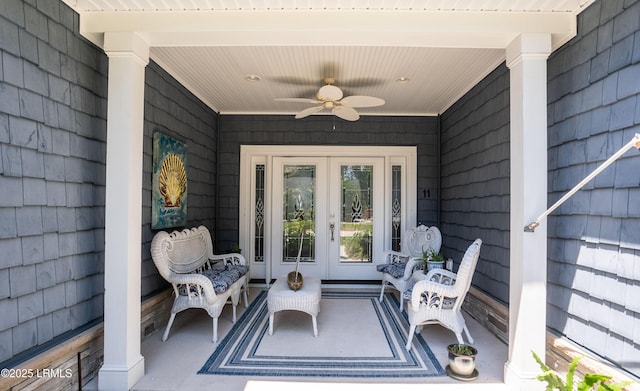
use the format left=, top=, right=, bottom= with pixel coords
left=150, top=225, right=249, bottom=342
left=377, top=225, right=442, bottom=310
left=404, top=239, right=482, bottom=350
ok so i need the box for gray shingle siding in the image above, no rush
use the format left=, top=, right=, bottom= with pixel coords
left=216, top=115, right=440, bottom=253
left=0, top=0, right=107, bottom=363
left=439, top=0, right=640, bottom=376
left=141, top=60, right=218, bottom=296
left=439, top=64, right=511, bottom=304
left=547, top=0, right=640, bottom=376
left=0, top=0, right=218, bottom=364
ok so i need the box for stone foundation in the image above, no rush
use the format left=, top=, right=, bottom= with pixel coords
left=463, top=286, right=509, bottom=344
left=0, top=289, right=172, bottom=391
left=0, top=325, right=103, bottom=391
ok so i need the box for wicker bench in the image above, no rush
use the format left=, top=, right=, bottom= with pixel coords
left=267, top=276, right=321, bottom=337
left=150, top=226, right=249, bottom=342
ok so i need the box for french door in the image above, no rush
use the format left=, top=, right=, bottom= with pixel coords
left=271, top=157, right=384, bottom=280
left=328, top=157, right=384, bottom=279
left=239, top=145, right=417, bottom=282
left=271, top=157, right=328, bottom=279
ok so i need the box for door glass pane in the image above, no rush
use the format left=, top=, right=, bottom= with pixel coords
left=391, top=165, right=402, bottom=251
left=254, top=164, right=265, bottom=262
left=340, top=165, right=373, bottom=263
left=283, top=165, right=315, bottom=263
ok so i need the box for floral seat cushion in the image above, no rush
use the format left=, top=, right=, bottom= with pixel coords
left=179, top=264, right=249, bottom=295
left=377, top=262, right=407, bottom=278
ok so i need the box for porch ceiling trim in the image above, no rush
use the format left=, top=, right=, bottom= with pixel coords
left=79, top=10, right=577, bottom=50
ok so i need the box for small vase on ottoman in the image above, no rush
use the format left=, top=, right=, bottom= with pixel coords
left=287, top=271, right=303, bottom=291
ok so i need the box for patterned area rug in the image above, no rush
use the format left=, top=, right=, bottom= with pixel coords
left=198, top=290, right=445, bottom=378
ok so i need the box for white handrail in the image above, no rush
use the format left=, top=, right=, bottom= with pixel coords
left=525, top=133, right=640, bottom=232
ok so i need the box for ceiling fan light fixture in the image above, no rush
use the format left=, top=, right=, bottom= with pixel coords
left=244, top=74, right=261, bottom=82
left=317, top=84, right=343, bottom=101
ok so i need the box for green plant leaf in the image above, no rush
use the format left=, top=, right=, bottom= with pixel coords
left=533, top=351, right=635, bottom=391
left=533, top=351, right=566, bottom=390
left=577, top=374, right=611, bottom=391
left=532, top=351, right=549, bottom=370
left=448, top=344, right=476, bottom=356
left=540, top=372, right=566, bottom=390
left=566, top=356, right=582, bottom=391
left=596, top=381, right=633, bottom=391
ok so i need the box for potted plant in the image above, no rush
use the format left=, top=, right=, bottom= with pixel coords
left=532, top=351, right=632, bottom=390
left=229, top=243, right=241, bottom=253
left=447, top=343, right=478, bottom=379
left=423, top=247, right=445, bottom=272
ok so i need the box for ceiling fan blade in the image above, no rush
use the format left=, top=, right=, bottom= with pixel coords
left=275, top=98, right=322, bottom=104
left=333, top=106, right=359, bottom=121
left=295, top=105, right=325, bottom=119
left=340, top=96, right=385, bottom=108
left=317, top=85, right=343, bottom=101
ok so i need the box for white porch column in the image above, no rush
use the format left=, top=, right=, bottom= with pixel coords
left=98, top=32, right=149, bottom=391
left=504, top=33, right=551, bottom=390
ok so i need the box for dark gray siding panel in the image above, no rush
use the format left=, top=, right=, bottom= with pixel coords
left=141, top=61, right=218, bottom=296
left=440, top=64, right=511, bottom=304
left=216, top=115, right=439, bottom=253
left=0, top=0, right=219, bottom=364
left=0, top=0, right=107, bottom=363
left=547, top=0, right=640, bottom=376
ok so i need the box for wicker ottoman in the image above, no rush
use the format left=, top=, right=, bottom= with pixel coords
left=267, top=276, right=321, bottom=337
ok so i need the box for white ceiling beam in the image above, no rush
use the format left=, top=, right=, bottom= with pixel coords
left=80, top=10, right=576, bottom=49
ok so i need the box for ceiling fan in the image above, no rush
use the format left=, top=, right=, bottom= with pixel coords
left=275, top=77, right=385, bottom=121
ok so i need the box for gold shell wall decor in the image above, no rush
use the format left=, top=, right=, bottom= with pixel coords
left=158, top=153, right=187, bottom=207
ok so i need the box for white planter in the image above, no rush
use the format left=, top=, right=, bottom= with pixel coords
left=426, top=260, right=444, bottom=272
left=447, top=344, right=477, bottom=377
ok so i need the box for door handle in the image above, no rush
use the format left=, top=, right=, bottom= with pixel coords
left=330, top=223, right=335, bottom=241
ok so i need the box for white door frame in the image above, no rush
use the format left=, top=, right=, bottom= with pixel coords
left=239, top=145, right=417, bottom=282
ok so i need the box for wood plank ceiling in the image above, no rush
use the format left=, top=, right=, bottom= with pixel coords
left=64, top=0, right=594, bottom=117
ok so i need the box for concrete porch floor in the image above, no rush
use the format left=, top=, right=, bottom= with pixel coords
left=87, top=286, right=508, bottom=391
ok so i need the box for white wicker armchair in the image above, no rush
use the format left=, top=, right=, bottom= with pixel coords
left=377, top=225, right=442, bottom=310
left=150, top=225, right=249, bottom=343
left=405, top=239, right=482, bottom=350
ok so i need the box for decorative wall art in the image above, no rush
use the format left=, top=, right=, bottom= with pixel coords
left=152, top=132, right=188, bottom=229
